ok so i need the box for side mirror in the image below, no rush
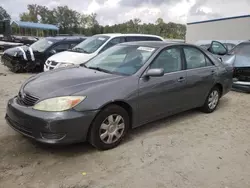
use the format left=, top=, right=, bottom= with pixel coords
left=145, top=68, right=164, bottom=77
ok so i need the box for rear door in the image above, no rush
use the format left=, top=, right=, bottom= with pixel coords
left=182, top=46, right=217, bottom=108
left=138, top=46, right=188, bottom=124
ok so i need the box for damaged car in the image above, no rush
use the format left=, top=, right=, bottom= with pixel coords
left=5, top=42, right=233, bottom=150
left=1, top=36, right=87, bottom=73
left=204, top=40, right=250, bottom=92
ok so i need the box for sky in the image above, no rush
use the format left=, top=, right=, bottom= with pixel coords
left=1, top=0, right=250, bottom=25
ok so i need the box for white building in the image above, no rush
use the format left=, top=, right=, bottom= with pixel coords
left=186, top=15, right=250, bottom=43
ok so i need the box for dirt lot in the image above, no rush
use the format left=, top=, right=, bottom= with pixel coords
left=0, top=63, right=250, bottom=188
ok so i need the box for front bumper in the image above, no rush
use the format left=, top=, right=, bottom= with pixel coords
left=5, top=97, right=99, bottom=144
left=1, top=54, right=19, bottom=69
left=232, top=81, right=250, bottom=93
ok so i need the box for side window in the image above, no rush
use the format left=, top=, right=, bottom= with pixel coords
left=126, top=36, right=136, bottom=42
left=52, top=43, right=70, bottom=52
left=183, top=47, right=208, bottom=69
left=100, top=37, right=125, bottom=53
left=150, top=47, right=182, bottom=73
left=146, top=37, right=162, bottom=41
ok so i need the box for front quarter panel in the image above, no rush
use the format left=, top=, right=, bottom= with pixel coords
left=73, top=76, right=139, bottom=112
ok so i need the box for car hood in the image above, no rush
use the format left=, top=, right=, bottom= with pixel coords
left=4, top=45, right=28, bottom=56
left=222, top=54, right=250, bottom=67
left=47, top=51, right=95, bottom=64
left=23, top=66, right=124, bottom=99
left=4, top=45, right=42, bottom=61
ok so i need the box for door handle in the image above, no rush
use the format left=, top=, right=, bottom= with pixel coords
left=177, top=77, right=185, bottom=82
left=211, top=70, right=216, bottom=75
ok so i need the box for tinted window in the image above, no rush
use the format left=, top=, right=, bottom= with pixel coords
left=150, top=47, right=182, bottom=73
left=52, top=43, right=70, bottom=51
left=126, top=36, right=161, bottom=42
left=145, top=37, right=162, bottom=41
left=184, top=47, right=210, bottom=69
left=30, top=38, right=54, bottom=52
left=100, top=37, right=126, bottom=53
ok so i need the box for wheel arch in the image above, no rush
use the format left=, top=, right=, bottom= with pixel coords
left=86, top=100, right=134, bottom=140
left=214, top=83, right=223, bottom=97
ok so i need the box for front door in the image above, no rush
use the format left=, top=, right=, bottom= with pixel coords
left=137, top=47, right=188, bottom=125
left=182, top=46, right=217, bottom=108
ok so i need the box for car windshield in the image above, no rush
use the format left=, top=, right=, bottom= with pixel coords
left=228, top=43, right=250, bottom=57
left=30, top=38, right=54, bottom=52
left=71, top=35, right=110, bottom=54
left=84, top=44, right=157, bottom=75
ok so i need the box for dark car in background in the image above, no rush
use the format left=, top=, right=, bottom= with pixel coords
left=5, top=42, right=233, bottom=150
left=1, top=36, right=87, bottom=72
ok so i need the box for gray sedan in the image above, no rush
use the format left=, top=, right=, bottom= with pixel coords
left=5, top=42, right=233, bottom=150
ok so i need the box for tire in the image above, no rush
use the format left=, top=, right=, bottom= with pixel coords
left=200, top=86, right=220, bottom=113
left=89, top=105, right=130, bottom=150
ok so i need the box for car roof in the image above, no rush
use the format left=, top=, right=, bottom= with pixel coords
left=94, top=33, right=163, bottom=39
left=119, top=41, right=196, bottom=48
left=45, top=36, right=88, bottom=42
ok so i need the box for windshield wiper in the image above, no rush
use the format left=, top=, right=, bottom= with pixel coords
left=87, top=66, right=111, bottom=73
left=71, top=48, right=89, bottom=53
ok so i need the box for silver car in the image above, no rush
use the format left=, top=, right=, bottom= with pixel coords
left=6, top=41, right=233, bottom=150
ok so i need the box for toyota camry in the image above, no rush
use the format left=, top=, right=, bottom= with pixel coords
left=5, top=41, right=233, bottom=150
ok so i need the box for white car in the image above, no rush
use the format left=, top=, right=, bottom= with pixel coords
left=44, top=33, right=164, bottom=71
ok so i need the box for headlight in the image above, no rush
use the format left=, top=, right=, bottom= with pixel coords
left=33, top=96, right=86, bottom=112
left=58, top=63, right=74, bottom=68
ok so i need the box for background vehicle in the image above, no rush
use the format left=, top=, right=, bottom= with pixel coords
left=44, top=33, right=164, bottom=71
left=6, top=42, right=233, bottom=150
left=1, top=36, right=87, bottom=72
left=198, top=40, right=250, bottom=92
left=195, top=40, right=243, bottom=55
left=222, top=41, right=250, bottom=92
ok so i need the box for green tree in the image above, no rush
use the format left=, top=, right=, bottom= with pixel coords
left=20, top=4, right=39, bottom=22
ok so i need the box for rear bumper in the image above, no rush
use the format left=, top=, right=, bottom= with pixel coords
left=232, top=81, right=250, bottom=93
left=6, top=97, right=99, bottom=144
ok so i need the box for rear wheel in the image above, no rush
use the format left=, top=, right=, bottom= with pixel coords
left=200, top=86, right=220, bottom=113
left=89, top=105, right=129, bottom=150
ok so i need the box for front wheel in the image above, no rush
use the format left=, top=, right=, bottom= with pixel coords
left=88, top=105, right=129, bottom=150
left=200, top=87, right=220, bottom=113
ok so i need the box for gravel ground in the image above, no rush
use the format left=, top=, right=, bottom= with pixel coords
left=0, top=63, right=250, bottom=188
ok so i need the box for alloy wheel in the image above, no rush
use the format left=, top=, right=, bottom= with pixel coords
left=99, top=114, right=125, bottom=144
left=208, top=90, right=219, bottom=110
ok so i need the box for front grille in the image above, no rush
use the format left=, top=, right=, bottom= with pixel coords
left=50, top=61, right=58, bottom=66
left=45, top=61, right=59, bottom=70
left=18, top=92, right=39, bottom=106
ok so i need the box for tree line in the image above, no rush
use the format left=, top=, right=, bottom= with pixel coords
left=0, top=5, right=186, bottom=39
